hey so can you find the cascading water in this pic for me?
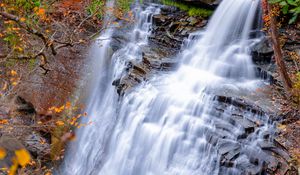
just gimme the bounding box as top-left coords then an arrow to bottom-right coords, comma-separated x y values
60,2 -> 162,175
62,0 -> 280,174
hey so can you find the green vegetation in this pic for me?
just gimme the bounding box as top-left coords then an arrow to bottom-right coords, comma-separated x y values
161,0 -> 213,17
269,0 -> 300,23
86,0 -> 104,19
117,0 -> 134,12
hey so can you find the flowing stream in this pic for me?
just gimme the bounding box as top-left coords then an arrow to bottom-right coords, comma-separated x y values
61,0 -> 280,174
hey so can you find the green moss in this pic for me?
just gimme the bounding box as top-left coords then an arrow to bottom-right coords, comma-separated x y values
28,58 -> 36,71
86,0 -> 104,19
161,0 -> 213,18
117,0 -> 134,12
188,7 -> 213,17
4,59 -> 17,67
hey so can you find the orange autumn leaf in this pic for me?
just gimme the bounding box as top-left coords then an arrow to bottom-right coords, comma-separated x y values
0,119 -> 8,125
56,120 -> 65,126
10,70 -> 17,76
37,8 -> 45,15
65,101 -> 71,109
15,149 -> 31,167
19,17 -> 26,22
0,148 -> 6,159
49,105 -> 65,113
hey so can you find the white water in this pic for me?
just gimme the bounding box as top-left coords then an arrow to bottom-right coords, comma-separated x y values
61,0 -> 274,174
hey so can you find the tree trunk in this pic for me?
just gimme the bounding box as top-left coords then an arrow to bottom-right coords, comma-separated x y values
263,0 -> 293,91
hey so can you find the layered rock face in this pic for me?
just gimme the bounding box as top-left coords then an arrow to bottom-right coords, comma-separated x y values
113,5 -> 207,96
110,4 -> 298,175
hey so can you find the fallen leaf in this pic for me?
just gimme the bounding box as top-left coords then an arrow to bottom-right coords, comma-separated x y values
56,120 -> 64,126
0,148 -> 6,159
15,149 -> 31,167
19,17 -> 26,22
10,70 -> 17,76
277,124 -> 286,130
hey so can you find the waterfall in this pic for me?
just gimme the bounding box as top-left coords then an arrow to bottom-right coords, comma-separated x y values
61,0 -> 277,174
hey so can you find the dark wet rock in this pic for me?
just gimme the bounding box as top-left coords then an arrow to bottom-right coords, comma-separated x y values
231,115 -> 256,134
206,134 -> 218,146
255,66 -> 275,84
143,56 -> 179,71
218,140 -> 240,156
213,96 -> 267,116
250,35 -> 280,85
110,23 -> 132,51
202,95 -> 297,175
113,50 -> 180,96
251,37 -> 274,64
150,7 -> 206,50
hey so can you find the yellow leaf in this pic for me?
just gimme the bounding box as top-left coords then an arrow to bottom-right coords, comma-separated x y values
0,167 -> 7,171
11,82 -> 18,86
16,47 -> 23,52
10,70 -> 17,76
8,159 -> 18,175
54,105 -> 65,113
0,148 -> 6,159
15,149 -> 31,167
56,120 -> 64,126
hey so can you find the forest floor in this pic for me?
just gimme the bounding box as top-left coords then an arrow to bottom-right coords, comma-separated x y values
0,0 -> 99,174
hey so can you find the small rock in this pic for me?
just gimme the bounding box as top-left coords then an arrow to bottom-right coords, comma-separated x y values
24,132 -> 50,158
187,16 -> 198,26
